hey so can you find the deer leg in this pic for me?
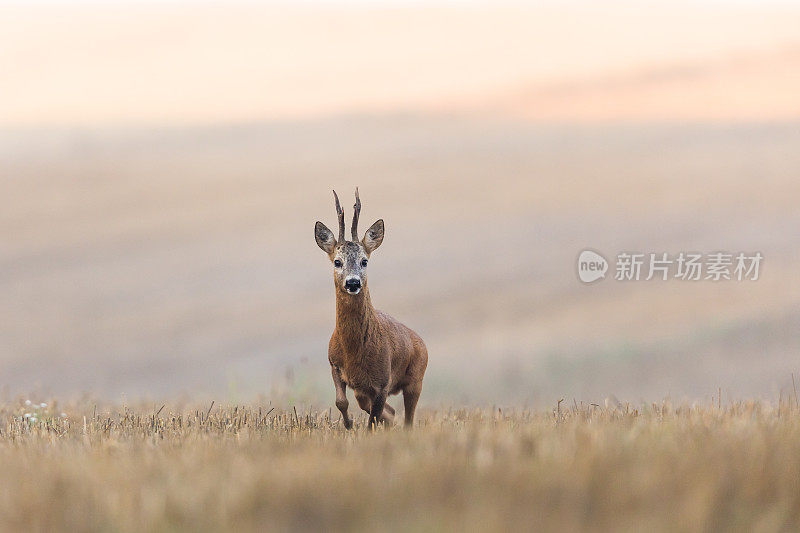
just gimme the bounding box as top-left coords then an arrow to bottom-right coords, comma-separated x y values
331,366 -> 352,430
356,390 -> 395,426
354,390 -> 372,414
403,385 -> 421,428
369,389 -> 388,430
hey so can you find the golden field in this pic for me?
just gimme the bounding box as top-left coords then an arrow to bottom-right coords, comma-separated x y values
2,397 -> 800,532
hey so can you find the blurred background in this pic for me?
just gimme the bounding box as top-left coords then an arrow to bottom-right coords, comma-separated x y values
1,1 -> 798,406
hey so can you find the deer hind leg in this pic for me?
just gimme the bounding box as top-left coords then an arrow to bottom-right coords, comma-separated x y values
402,385 -> 422,428
354,390 -> 371,414
355,390 -> 395,427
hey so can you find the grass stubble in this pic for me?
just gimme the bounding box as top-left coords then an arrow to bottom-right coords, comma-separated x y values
1,397 -> 799,532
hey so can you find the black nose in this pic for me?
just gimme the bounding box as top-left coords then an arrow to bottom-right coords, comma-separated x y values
345,278 -> 361,291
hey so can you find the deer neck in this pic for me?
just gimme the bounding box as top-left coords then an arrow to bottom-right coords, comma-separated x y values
335,285 -> 375,352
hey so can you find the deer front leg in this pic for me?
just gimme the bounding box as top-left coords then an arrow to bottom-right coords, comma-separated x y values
368,388 -> 388,430
331,366 -> 352,429
355,390 -> 395,425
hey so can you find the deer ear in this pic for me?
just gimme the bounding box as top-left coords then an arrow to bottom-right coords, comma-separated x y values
362,219 -> 384,254
315,221 -> 336,254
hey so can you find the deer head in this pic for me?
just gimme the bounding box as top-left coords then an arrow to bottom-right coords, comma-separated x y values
315,188 -> 384,295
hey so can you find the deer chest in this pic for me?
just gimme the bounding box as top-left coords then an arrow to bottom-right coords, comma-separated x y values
338,362 -> 372,391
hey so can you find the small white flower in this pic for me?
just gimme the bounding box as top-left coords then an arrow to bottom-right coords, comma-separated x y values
29,417 -> 37,423
25,400 -> 31,406
61,413 -> 68,418
24,413 -> 31,418
40,403 -> 47,408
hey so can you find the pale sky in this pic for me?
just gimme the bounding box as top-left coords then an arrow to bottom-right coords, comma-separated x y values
2,1 -> 799,126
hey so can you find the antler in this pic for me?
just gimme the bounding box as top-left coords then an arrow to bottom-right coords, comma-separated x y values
332,190 -> 345,243
351,187 -> 361,241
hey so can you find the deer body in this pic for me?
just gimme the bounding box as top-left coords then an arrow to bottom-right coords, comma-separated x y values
315,190 -> 427,429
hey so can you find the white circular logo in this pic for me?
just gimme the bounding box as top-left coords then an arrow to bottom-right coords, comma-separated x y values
577,249 -> 608,283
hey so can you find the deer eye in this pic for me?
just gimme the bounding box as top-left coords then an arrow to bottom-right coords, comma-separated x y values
361,259 -> 368,267
334,259 -> 342,268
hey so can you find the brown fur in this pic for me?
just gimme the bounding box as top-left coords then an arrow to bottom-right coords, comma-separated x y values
316,190 -> 428,429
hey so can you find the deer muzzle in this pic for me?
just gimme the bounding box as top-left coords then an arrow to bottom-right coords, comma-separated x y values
344,277 -> 362,294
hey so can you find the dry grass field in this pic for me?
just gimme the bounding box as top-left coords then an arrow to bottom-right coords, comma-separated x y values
2,397 -> 799,532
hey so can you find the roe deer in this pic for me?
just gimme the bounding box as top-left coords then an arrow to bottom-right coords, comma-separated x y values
315,189 -> 428,429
